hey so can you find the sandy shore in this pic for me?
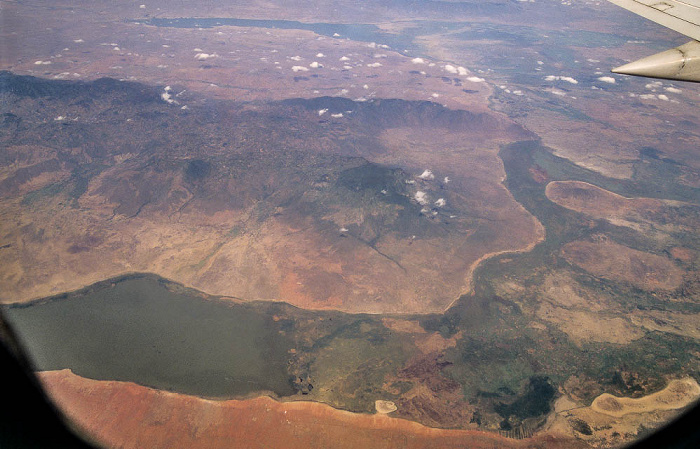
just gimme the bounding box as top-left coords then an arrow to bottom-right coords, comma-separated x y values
39,369 -> 588,449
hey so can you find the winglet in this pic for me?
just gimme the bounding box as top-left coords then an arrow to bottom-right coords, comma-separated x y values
613,40 -> 700,82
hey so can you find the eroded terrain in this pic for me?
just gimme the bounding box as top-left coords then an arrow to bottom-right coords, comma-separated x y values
0,72 -> 540,313
2,0 -> 700,448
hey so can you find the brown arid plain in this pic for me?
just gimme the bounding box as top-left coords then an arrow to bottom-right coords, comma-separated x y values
0,81 -> 541,313
0,0 -> 544,314
39,369 -> 590,449
2,1 -> 700,448
547,181 -> 700,237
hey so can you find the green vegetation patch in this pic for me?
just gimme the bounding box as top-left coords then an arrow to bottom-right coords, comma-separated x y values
21,182 -> 66,206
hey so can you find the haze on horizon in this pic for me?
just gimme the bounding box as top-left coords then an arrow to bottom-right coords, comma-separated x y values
0,1 -> 699,448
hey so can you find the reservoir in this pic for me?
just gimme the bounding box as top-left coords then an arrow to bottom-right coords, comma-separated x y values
5,275 -> 296,398
135,17 -> 413,50
134,17 -> 631,58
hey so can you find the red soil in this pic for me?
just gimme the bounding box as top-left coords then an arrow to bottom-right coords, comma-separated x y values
39,370 -> 589,449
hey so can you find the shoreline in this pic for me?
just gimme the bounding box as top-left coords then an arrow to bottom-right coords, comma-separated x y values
38,369 -> 586,449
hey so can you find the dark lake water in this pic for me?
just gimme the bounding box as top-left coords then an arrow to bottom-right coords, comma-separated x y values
136,17 -> 415,50
135,17 -> 631,56
5,276 -> 296,398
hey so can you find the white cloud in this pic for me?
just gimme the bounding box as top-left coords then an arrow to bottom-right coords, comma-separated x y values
639,94 -> 656,99
292,66 -> 309,72
467,76 -> 485,83
597,76 -> 616,84
537,60 -> 544,65
415,191 -> 429,205
343,65 -> 353,70
161,91 -> 176,104
443,177 -> 450,184
333,33 -> 341,37
193,48 -> 203,52
54,115 -> 65,121
550,89 -> 566,96
457,66 -> 468,76
290,55 -> 302,61
73,39 -> 84,43
318,109 -> 328,116
363,84 -> 369,89
658,94 -> 669,101
331,113 -> 344,118
194,53 -> 218,60
34,60 -> 51,65
366,62 -> 382,68
444,64 -> 458,74
665,86 -> 682,93
316,53 -> 325,58
310,61 -> 323,68
418,169 -> 435,180
545,75 -> 578,84
431,93 -> 440,98
411,57 -> 425,64
374,54 -> 387,58
434,198 -> 446,207
140,4 -> 146,9
339,56 -> 351,61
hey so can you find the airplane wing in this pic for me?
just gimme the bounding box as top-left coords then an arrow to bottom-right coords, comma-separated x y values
607,0 -> 700,82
